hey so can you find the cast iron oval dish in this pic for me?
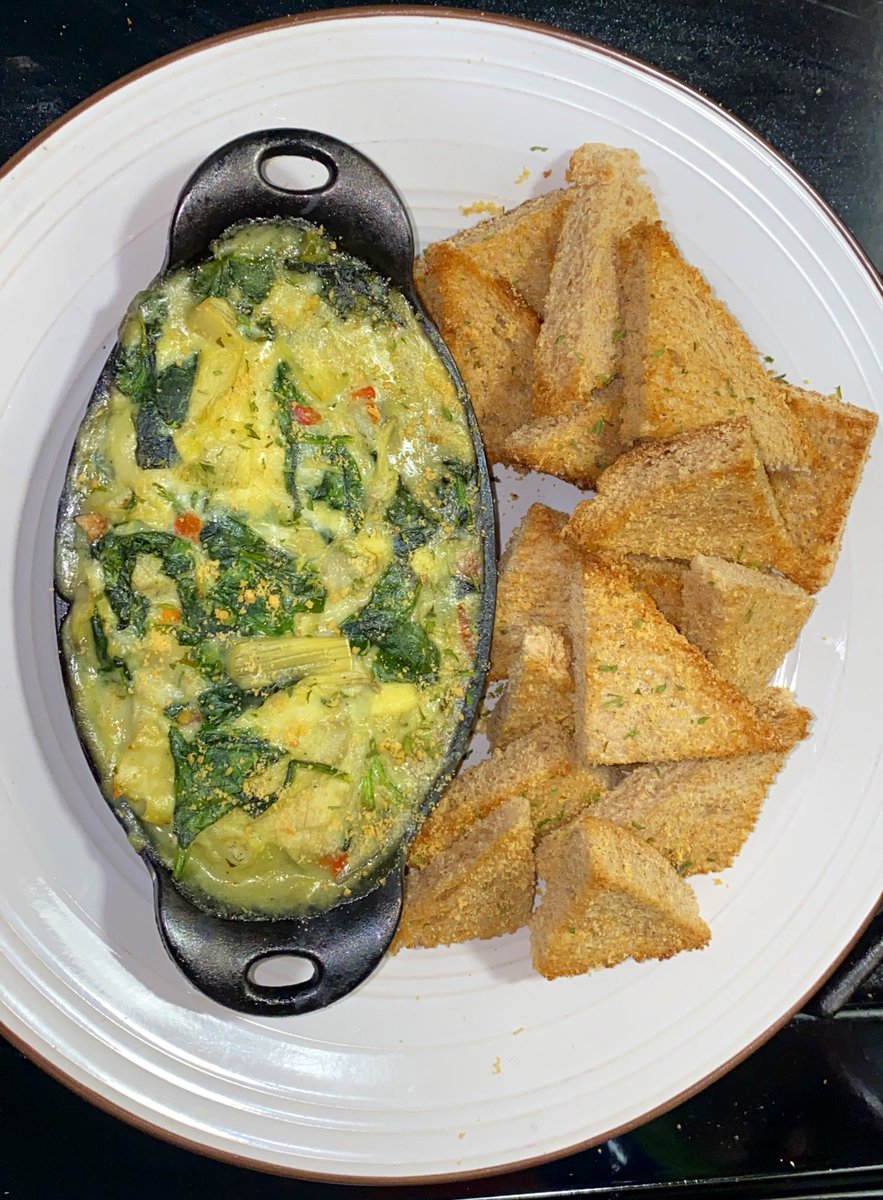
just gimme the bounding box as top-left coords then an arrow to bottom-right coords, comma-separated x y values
54,131 -> 496,1016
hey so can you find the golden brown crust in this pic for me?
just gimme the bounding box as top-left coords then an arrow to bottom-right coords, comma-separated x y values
409,725 -> 573,865
394,796 -> 535,951
501,379 -> 624,485
490,503 -> 578,680
440,188 -> 572,317
769,385 -> 878,592
616,222 -> 815,470
568,556 -> 782,765
530,815 -> 710,977
415,242 -> 539,463
563,420 -> 801,581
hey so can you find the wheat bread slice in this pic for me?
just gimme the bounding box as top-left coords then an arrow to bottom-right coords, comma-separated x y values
680,555 -> 815,695
501,378 -> 624,485
393,796 -> 534,951
531,815 -> 710,977
409,725 -> 574,865
594,688 -> 811,875
569,556 -> 782,765
414,242 -> 539,462
485,625 -> 574,751
491,503 -> 579,680
616,222 -> 815,470
533,153 -> 658,417
410,725 -> 617,865
768,385 -> 878,592
601,553 -> 689,630
433,188 -> 572,317
563,419 -> 800,580
530,758 -> 620,843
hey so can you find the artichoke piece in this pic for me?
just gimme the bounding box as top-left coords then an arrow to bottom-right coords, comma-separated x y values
226,634 -> 352,691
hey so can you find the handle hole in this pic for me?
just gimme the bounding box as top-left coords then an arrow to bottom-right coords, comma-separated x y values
261,154 -> 332,194
248,953 -> 317,990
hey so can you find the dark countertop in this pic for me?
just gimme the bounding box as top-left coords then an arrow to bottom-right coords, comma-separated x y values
3,2 -> 883,1197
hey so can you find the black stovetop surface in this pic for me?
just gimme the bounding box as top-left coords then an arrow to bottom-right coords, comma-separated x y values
3,1 -> 883,1196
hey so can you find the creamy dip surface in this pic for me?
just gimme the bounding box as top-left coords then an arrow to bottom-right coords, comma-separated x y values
56,219 -> 484,917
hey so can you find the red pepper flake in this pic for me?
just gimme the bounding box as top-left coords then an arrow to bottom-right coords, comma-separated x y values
352,384 -> 380,422
292,403 -> 322,425
319,851 -> 349,876
457,604 -> 475,656
174,512 -> 202,540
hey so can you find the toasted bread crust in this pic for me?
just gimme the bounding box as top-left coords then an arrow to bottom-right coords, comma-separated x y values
768,385 -> 878,591
563,419 -> 800,581
409,725 -> 573,865
415,242 -> 538,463
616,222 -> 815,470
501,379 -> 624,485
440,188 -> 572,317
485,625 -> 574,751
569,556 -> 782,765
394,796 -> 535,950
533,155 -> 658,417
593,688 -> 811,874
531,815 -> 710,977
491,503 -> 579,680
680,555 -> 815,695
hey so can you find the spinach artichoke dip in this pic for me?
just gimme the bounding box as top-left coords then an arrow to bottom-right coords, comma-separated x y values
56,219 -> 484,918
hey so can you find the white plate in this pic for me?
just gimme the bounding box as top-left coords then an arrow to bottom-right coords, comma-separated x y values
1,8 -> 882,1183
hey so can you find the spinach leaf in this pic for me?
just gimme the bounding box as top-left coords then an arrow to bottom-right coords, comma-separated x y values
135,406 -> 178,470
93,530 -> 195,635
114,292 -> 167,405
436,459 -> 475,530
90,612 -> 130,683
199,512 -> 326,637
93,517 -> 324,644
134,353 -> 199,469
169,727 -> 286,850
385,480 -> 437,556
191,255 -> 276,305
286,256 -> 398,325
272,360 -> 307,509
341,561 -> 439,682
304,435 -> 364,529
165,678 -> 266,731
272,364 -> 364,527
114,295 -> 197,469
154,353 -> 199,427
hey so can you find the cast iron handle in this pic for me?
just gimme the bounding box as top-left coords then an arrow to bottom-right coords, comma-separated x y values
150,861 -> 404,1016
166,128 -> 415,288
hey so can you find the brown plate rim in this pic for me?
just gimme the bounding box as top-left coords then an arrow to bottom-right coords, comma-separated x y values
2,3 -> 882,1186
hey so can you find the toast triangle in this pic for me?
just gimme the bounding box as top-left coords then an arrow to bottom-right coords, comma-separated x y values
569,556 -> 782,765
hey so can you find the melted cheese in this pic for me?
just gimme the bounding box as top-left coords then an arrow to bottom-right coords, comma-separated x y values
57,218 -> 484,917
